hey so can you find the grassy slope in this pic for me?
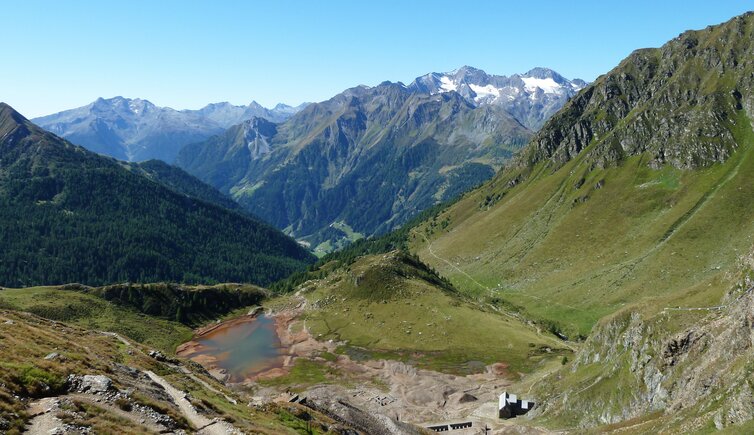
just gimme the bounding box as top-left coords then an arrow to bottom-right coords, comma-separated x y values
0,309 -> 335,435
296,251 -> 570,376
0,287 -> 193,353
398,16 -> 754,431
410,110 -> 754,338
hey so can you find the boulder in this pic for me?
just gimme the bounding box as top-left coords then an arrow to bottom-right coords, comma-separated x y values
81,375 -> 113,393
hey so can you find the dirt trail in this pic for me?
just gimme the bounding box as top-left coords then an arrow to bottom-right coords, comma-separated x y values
26,393 -> 167,434
26,397 -> 63,434
145,370 -> 238,435
95,331 -> 240,433
662,284 -> 754,313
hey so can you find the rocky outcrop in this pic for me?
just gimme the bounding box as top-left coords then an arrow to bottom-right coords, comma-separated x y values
534,281 -> 754,431
518,12 -> 754,171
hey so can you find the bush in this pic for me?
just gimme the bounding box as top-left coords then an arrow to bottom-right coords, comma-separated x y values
12,365 -> 66,397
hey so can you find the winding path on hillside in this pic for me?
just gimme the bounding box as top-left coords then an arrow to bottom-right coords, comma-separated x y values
99,331 -> 239,434
421,233 -> 577,352
145,370 -> 239,435
662,284 -> 754,313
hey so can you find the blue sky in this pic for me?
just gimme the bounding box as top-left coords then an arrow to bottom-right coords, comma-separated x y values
2,0 -> 752,117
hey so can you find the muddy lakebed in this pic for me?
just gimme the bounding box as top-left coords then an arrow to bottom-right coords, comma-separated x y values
176,302 -> 521,428
177,313 -> 289,382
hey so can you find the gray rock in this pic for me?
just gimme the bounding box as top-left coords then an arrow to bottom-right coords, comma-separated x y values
44,352 -> 61,361
81,375 -> 113,393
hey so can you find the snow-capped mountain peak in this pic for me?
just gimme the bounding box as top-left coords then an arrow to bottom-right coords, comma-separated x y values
407,66 -> 586,130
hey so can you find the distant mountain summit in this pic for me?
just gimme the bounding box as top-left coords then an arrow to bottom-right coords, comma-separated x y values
408,66 -> 586,129
177,78 -> 537,252
32,97 -> 307,162
175,66 -> 583,252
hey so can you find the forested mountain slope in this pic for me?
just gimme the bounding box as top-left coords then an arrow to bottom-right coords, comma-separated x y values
0,103 -> 314,287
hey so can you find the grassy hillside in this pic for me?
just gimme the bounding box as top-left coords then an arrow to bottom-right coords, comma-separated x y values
0,286 -> 194,352
294,251 -> 570,375
410,13 -> 754,338
412,112 -> 754,337
0,283 -> 272,351
405,12 -> 754,431
0,308 -> 344,434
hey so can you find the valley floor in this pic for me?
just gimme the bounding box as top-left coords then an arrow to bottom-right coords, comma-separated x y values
180,291 -> 569,434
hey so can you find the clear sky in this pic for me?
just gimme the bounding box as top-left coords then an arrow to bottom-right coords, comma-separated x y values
2,0 -> 753,118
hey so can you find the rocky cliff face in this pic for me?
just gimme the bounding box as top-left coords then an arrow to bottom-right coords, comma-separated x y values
533,248 -> 754,431
520,12 -> 754,171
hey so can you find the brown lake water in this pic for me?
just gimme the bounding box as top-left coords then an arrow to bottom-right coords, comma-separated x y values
179,314 -> 286,382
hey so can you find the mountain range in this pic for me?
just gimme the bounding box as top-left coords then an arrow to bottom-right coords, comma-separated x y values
3,8 -> 754,434
409,65 -> 586,129
175,67 -> 584,252
32,97 -> 307,162
30,67 -> 584,253
176,82 -> 532,253
0,102 -> 314,286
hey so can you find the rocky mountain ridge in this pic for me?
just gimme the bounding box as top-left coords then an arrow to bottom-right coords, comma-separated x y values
409,66 -> 586,130
517,12 -> 754,171
32,97 -> 307,162
176,81 -> 534,252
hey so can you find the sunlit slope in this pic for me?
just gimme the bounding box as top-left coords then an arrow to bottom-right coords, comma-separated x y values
412,111 -> 754,337
297,251 -> 570,375
410,13 -> 754,337
414,116 -> 754,333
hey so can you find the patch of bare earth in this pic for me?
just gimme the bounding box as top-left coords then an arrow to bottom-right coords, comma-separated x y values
180,300 -> 555,433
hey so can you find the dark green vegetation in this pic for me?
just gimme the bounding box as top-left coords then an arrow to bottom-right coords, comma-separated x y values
79,282 -> 266,326
125,159 -> 243,211
408,12 -> 754,431
0,103 -> 314,287
176,85 -> 532,251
